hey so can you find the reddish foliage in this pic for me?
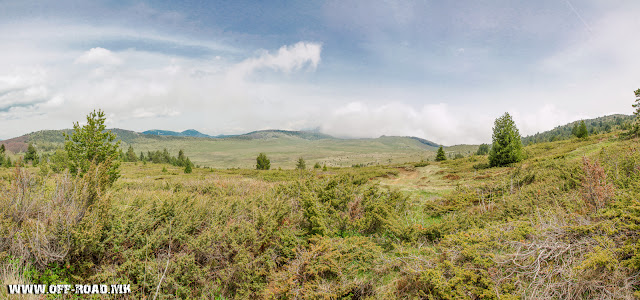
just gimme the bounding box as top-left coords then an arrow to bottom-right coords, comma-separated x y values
581,157 -> 614,212
443,174 -> 461,180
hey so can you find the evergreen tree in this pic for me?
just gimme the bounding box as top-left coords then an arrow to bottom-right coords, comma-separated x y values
571,122 -> 579,137
139,152 -> 145,161
184,158 -> 193,173
126,145 -> 138,162
576,120 -> 588,139
24,143 -> 38,165
296,157 -> 306,170
162,148 -> 171,163
177,149 -> 186,167
256,153 -> 271,170
322,164 -> 327,171
475,144 -> 490,155
50,149 -> 69,173
64,109 -> 121,184
314,162 -> 321,169
4,156 -> 12,168
632,88 -> 640,136
489,112 -> 524,167
0,144 -> 5,154
435,146 -> 446,162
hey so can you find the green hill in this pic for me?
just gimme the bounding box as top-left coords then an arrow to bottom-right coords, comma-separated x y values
522,114 -> 634,145
1,129 -> 441,168
3,127 -> 640,298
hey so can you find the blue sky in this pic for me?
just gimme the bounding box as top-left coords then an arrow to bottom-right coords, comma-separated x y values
1,0 -> 639,144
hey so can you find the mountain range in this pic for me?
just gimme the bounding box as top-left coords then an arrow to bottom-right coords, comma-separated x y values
0,114 -> 634,168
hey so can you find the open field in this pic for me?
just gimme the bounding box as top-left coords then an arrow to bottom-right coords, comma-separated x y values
0,129 -> 482,169
2,130 -> 640,298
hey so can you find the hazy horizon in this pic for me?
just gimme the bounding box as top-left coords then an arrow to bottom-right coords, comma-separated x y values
1,1 -> 639,144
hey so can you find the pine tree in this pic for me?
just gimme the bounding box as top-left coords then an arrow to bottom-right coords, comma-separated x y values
634,89 -> 640,116
631,88 -> 640,136
256,153 -> 271,170
475,144 -> 490,155
322,164 -> 328,171
184,158 -> 193,173
64,109 -> 121,184
435,146 -> 446,162
177,149 -> 186,167
314,162 -> 321,169
126,145 -> 138,162
296,157 -> 306,170
24,143 -> 38,165
489,112 -> 524,167
0,144 -> 5,154
576,120 -> 588,139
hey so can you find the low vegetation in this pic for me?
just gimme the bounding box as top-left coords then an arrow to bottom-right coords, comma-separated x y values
1,100 -> 640,298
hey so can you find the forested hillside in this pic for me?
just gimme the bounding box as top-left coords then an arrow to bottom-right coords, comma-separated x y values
522,114 -> 634,145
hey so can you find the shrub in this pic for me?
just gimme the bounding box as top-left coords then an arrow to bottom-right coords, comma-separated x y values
256,153 -> 270,170
581,157 -> 614,212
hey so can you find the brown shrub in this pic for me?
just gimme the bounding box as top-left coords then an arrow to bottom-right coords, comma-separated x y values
581,157 -> 614,213
443,174 -> 460,180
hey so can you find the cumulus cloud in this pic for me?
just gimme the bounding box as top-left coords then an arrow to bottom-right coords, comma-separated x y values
75,47 -> 122,65
1,2 -> 638,144
132,107 -> 181,119
321,102 -> 492,145
228,42 -> 322,80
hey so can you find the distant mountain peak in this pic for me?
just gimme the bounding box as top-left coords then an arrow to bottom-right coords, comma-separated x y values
142,129 -> 212,138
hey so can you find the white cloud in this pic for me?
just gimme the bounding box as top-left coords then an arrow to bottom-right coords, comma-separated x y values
228,42 -> 322,80
321,101 -> 490,145
75,47 -> 122,66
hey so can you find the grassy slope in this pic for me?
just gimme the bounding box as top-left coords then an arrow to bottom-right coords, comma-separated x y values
3,129 -> 441,168
2,130 -> 640,298
130,134 -> 438,168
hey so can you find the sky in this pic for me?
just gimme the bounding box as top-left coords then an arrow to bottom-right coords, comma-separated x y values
1,0 -> 639,145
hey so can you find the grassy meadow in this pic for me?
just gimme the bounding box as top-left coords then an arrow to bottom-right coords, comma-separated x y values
2,130 -> 640,299
1,129 -> 482,169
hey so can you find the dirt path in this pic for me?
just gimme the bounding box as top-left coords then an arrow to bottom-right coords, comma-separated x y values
378,164 -> 456,199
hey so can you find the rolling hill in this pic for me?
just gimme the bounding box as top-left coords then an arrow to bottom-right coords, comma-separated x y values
0,129 -> 443,168
522,114 -> 634,145
2,113 -> 634,168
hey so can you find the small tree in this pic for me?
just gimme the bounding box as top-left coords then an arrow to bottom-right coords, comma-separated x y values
184,158 -> 193,173
489,112 -> 524,167
126,145 -> 138,162
256,153 -> 271,170
0,144 -> 5,154
576,120 -> 588,139
296,157 -> 306,170
177,149 -> 186,167
322,164 -> 327,171
634,88 -> 640,116
64,109 -> 120,185
435,146 -> 446,161
314,162 -> 321,169
24,143 -> 38,165
476,144 -> 490,155
631,88 -> 640,136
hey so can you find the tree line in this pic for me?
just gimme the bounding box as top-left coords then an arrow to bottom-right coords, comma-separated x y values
0,111 -> 194,175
